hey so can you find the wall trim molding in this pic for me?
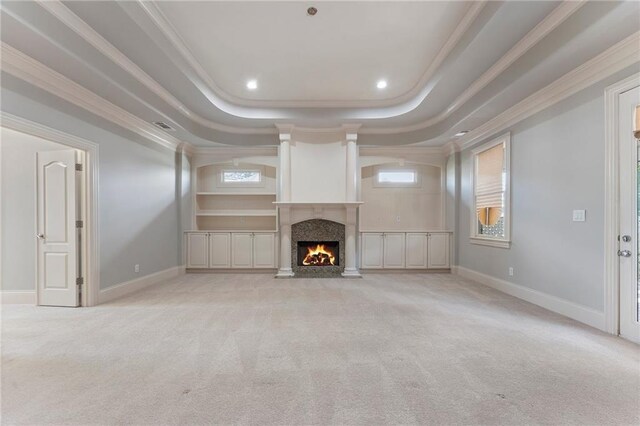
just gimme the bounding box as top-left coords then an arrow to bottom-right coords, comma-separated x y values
99,265 -> 185,304
0,291 -> 37,305
453,265 -> 606,331
603,73 -> 640,335
457,31 -> 640,150
0,42 -> 187,153
1,112 -> 101,307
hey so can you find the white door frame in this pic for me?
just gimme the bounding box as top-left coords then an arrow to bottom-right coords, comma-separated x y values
604,73 -> 640,334
1,112 -> 100,307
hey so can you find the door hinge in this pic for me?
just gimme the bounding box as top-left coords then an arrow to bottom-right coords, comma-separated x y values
75,163 -> 83,171
76,277 -> 84,286
76,220 -> 83,228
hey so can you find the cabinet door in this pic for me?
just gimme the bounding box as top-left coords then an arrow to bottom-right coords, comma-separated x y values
383,233 -> 405,268
405,233 -> 428,269
428,233 -> 450,268
361,233 -> 384,269
231,233 -> 253,268
209,233 -> 231,268
187,233 -> 209,269
253,233 -> 275,268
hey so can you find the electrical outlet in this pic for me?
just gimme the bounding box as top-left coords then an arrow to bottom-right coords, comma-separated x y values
572,209 -> 586,222
134,264 -> 140,273
396,216 -> 401,223
508,267 -> 514,276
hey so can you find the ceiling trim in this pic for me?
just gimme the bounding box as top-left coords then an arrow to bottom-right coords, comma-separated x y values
360,0 -> 586,135
35,0 -> 584,135
35,0 -> 276,136
138,1 -> 486,109
0,42 -> 186,152
457,31 -> 640,150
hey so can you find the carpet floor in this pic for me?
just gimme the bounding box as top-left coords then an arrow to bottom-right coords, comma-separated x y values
1,273 -> 639,425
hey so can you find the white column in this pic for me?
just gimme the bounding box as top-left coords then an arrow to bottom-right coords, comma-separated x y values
279,133 -> 291,202
346,135 -> 357,201
342,206 -> 362,278
276,128 -> 294,278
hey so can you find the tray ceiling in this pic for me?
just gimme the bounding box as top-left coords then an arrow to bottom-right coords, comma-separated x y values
1,0 -> 639,147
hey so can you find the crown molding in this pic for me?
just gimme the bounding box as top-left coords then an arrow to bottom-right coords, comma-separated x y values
458,31 -> 640,150
137,1 -> 486,109
192,146 -> 278,157
0,42 -> 183,152
35,0 -> 276,136
35,0 -> 585,137
360,0 -> 586,135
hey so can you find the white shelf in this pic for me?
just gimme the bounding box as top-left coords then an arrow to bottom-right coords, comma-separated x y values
196,210 -> 277,217
196,192 -> 276,196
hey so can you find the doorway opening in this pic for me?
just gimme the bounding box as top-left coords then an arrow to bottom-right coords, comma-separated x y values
1,114 -> 99,307
604,75 -> 640,343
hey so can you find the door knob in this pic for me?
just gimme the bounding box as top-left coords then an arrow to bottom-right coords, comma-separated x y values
36,233 -> 44,240
621,235 -> 632,242
618,250 -> 632,258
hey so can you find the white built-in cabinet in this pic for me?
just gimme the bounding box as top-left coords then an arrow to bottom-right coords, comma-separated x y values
426,232 -> 450,268
361,232 -> 405,269
187,231 -> 275,269
361,232 -> 450,269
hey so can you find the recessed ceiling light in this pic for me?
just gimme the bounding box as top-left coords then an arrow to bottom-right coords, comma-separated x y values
246,79 -> 258,90
376,80 -> 388,89
307,6 -> 317,16
455,131 -> 469,137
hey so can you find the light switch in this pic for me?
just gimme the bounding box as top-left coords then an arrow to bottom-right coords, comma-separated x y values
572,209 -> 586,222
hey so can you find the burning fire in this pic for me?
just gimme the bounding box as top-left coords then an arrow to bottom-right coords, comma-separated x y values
303,244 -> 336,266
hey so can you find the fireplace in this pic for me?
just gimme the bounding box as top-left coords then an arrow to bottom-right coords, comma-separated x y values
291,219 -> 345,277
297,241 -> 339,266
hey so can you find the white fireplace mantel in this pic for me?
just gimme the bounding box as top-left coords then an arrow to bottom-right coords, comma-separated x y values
275,126 -> 362,278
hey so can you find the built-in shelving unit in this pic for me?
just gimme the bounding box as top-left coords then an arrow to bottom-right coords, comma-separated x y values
193,163 -> 278,231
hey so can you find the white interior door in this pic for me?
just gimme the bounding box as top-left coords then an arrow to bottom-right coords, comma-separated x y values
37,150 -> 79,307
619,86 -> 640,343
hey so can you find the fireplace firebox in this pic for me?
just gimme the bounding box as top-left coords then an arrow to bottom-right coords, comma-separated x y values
297,241 -> 339,266
291,219 -> 345,277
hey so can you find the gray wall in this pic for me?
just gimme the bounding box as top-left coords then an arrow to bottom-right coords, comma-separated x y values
454,72 -> 635,312
1,87 -> 182,291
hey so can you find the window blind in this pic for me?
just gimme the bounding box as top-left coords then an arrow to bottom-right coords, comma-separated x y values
475,143 -> 504,209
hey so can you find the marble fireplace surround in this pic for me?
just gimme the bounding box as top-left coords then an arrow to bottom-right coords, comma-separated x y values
292,219 -> 345,277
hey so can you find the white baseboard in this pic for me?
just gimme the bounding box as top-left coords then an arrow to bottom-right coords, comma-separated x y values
99,265 -> 185,304
0,290 -> 36,304
453,265 -> 606,331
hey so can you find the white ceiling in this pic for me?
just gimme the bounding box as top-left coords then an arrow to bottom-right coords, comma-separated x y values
0,1 -> 639,147
155,1 -> 472,105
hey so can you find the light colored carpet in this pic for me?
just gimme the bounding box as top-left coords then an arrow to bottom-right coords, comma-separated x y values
1,273 -> 639,425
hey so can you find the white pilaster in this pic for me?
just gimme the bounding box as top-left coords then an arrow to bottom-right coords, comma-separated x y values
346,133 -> 357,201
279,131 -> 292,202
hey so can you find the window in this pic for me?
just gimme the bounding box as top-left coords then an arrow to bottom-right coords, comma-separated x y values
375,169 -> 419,187
222,170 -> 261,183
471,133 -> 510,248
